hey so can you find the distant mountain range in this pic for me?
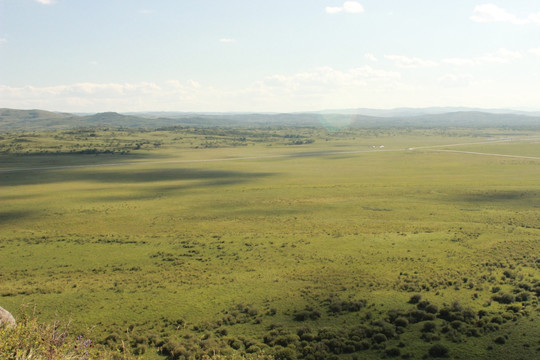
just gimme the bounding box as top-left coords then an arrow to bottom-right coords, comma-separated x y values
1,107 -> 539,132
315,107 -> 540,118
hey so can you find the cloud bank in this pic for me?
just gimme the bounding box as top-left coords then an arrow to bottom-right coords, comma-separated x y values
326,1 -> 364,14
0,66 -> 401,112
471,4 -> 540,24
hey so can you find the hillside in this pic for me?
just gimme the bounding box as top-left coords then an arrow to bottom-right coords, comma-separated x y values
1,108 -> 540,132
0,108 -> 80,131
349,111 -> 540,128
0,109 -> 173,132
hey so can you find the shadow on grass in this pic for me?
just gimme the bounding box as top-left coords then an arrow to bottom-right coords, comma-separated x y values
452,190 -> 538,204
80,168 -> 273,184
1,167 -> 275,188
91,176 -> 276,202
0,152 -> 169,169
0,210 -> 36,224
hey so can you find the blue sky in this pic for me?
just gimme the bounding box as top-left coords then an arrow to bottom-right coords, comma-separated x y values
1,0 -> 540,112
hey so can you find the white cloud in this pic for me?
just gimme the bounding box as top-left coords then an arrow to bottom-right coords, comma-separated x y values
326,1 -> 364,14
442,58 -> 476,66
0,67 -> 402,112
442,48 -> 522,66
247,66 -> 401,111
0,38 -> 7,45
325,6 -> 343,14
0,81 -> 207,112
385,49 -> 522,71
219,38 -> 236,43
364,53 -> 377,62
477,48 -> 522,63
438,74 -> 474,87
528,47 -> 540,56
528,13 -> 540,23
471,4 -> 540,24
138,9 -> 155,14
262,66 -> 399,89
384,55 -> 438,68
343,1 -> 364,13
35,0 -> 56,5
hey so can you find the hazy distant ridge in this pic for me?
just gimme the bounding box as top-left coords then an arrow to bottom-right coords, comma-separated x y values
1,108 -> 539,132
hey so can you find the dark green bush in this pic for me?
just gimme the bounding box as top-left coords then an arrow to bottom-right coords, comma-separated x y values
515,292 -> 530,302
492,293 -> 515,304
408,309 -> 427,323
408,294 -> 422,304
503,270 -> 515,279
450,320 -> 463,329
328,299 -> 366,313
417,300 -> 431,310
385,347 -> 401,357
422,321 -> 437,332
428,343 -> 449,357
394,317 -> 409,328
372,333 -> 387,343
274,346 -> 297,360
293,308 -> 321,321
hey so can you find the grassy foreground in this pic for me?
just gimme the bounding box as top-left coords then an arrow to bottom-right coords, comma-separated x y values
0,310 -> 130,359
1,126 -> 539,359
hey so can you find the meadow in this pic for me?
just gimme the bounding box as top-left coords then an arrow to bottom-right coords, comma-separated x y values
1,126 -> 539,359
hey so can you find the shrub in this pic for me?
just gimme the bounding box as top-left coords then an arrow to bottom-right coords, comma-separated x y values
0,313 -> 128,360
408,309 -> 427,323
461,307 -> 477,321
134,343 -> 147,355
328,299 -> 366,313
246,344 -> 261,353
385,347 -> 401,357
503,270 -> 515,279
450,320 -> 463,329
422,322 -> 437,333
417,300 -> 430,310
515,292 -> 530,302
274,346 -> 297,360
394,317 -> 409,328
293,307 -> 321,321
421,333 -> 441,342
408,294 -> 422,304
371,320 -> 396,339
372,333 -> 387,344
517,282 -> 532,291
428,343 -> 449,357
492,293 -> 515,304
215,328 -> 228,336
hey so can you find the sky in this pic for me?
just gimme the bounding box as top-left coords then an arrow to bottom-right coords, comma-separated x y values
1,0 -> 540,113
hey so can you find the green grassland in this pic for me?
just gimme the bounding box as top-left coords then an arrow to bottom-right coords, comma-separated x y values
1,126 -> 539,359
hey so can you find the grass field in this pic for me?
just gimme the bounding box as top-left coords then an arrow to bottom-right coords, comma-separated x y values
1,127 -> 539,359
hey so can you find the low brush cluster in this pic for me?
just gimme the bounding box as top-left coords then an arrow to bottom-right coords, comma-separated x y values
0,312 -> 133,360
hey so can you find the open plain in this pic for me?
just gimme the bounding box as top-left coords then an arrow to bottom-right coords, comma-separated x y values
1,125 -> 539,359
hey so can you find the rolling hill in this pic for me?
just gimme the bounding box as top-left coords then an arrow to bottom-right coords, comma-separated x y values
1,108 -> 539,132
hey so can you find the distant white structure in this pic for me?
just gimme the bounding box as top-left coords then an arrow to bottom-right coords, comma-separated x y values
379,145 -> 384,148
